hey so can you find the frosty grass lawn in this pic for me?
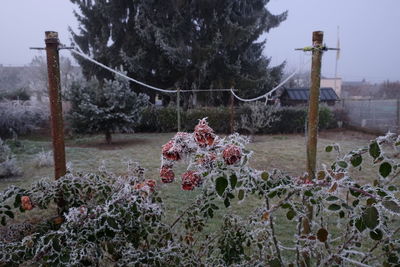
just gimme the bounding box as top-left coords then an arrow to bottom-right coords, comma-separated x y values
0,130 -> 383,245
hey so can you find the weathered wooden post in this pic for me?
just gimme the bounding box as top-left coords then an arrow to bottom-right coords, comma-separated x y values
230,89 -> 235,134
306,31 -> 324,180
177,87 -> 181,132
45,31 -> 66,180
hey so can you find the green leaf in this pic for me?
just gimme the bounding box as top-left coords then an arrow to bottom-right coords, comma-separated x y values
229,174 -> 237,189
107,217 -> 119,230
224,197 -> 230,208
369,141 -> 381,159
317,228 -> 328,242
350,154 -> 362,167
304,190 -> 313,197
326,196 -> 339,201
261,172 -> 269,181
281,203 -> 291,209
370,229 -> 383,240
363,206 -> 379,229
328,204 -> 341,211
286,210 -> 296,220
4,211 -> 14,219
269,258 -> 282,267
337,161 -> 348,169
355,218 -> 366,232
238,190 -> 245,201
382,200 -> 400,214
215,177 -> 228,197
325,145 -> 333,152
379,162 -> 392,178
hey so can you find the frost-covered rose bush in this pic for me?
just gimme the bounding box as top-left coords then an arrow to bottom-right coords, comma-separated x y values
0,118 -> 400,266
158,118 -> 400,266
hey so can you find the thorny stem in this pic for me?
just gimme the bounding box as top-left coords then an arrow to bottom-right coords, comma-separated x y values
361,225 -> 400,263
266,198 -> 283,264
170,204 -> 194,229
325,234 -> 356,265
296,217 -> 302,267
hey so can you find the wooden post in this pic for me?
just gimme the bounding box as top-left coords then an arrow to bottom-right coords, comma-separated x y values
45,31 -> 66,180
230,90 -> 235,134
306,31 -> 324,180
177,87 -> 181,132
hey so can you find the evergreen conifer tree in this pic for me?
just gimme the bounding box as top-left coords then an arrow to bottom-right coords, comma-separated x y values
70,0 -> 286,106
67,74 -> 149,144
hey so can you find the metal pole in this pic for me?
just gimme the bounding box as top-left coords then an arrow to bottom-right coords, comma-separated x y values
177,87 -> 181,132
306,31 -> 324,180
45,31 -> 66,180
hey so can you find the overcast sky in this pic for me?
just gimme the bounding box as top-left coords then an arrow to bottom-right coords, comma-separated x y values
0,0 -> 399,82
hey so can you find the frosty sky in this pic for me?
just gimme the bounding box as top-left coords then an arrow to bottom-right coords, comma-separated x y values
0,0 -> 399,82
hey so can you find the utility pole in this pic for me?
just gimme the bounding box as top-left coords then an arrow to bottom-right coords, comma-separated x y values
45,31 -> 66,180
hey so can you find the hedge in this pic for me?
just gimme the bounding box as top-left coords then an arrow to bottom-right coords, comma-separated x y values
136,105 -> 336,134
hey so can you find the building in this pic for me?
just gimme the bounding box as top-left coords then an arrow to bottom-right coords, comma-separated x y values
280,87 -> 339,106
320,78 -> 342,98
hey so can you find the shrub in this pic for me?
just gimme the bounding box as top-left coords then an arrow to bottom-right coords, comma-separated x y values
0,100 -> 49,139
0,120 -> 400,266
33,149 -> 53,168
137,105 -> 336,134
0,138 -> 21,178
235,102 -> 281,134
0,88 -> 31,101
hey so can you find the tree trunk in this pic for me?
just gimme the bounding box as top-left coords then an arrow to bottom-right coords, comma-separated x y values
105,130 -> 112,144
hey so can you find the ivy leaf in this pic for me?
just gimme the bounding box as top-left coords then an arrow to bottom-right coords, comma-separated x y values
369,141 -> 381,159
382,200 -> 400,214
325,145 -> 333,152
370,229 -> 383,240
363,206 -> 379,229
328,204 -> 341,211
317,228 -> 328,242
379,162 -> 392,178
350,154 -> 362,167
261,172 -> 269,181
229,174 -> 238,189
215,177 -> 228,196
238,190 -> 245,201
337,161 -> 348,169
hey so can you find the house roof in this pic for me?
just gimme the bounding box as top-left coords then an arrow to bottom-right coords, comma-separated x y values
283,87 -> 339,101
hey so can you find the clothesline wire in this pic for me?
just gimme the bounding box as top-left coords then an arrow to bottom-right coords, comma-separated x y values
68,41 -> 308,101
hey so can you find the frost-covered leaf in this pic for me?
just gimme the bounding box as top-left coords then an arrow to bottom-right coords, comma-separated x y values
382,200 -> 400,214
328,204 -> 341,211
216,177 -> 228,196
370,229 -> 383,240
317,228 -> 328,242
369,141 -> 381,159
261,171 -> 269,181
238,190 -> 245,201
350,154 -> 362,167
379,162 -> 392,177
363,206 -> 379,229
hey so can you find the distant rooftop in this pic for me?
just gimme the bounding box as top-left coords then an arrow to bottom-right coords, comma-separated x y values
283,87 -> 339,101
